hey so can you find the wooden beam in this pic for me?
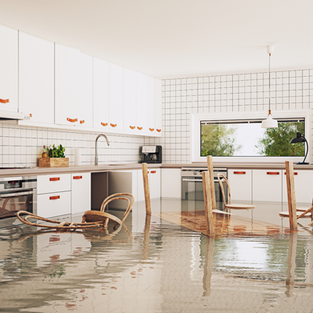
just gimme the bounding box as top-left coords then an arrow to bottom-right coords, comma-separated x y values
142,163 -> 151,215
202,171 -> 214,235
285,161 -> 298,231
206,156 -> 216,211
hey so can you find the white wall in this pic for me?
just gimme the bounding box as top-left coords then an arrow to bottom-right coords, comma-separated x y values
146,69 -> 313,164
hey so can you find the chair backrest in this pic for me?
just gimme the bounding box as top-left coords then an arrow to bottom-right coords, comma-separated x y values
217,173 -> 231,206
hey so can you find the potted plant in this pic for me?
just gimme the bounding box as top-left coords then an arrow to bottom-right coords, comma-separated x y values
39,144 -> 69,167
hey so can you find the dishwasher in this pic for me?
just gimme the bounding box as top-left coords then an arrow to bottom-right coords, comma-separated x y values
181,167 -> 228,202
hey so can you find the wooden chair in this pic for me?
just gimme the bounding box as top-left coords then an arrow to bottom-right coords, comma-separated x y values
217,173 -> 255,212
82,193 -> 134,230
279,161 -> 313,228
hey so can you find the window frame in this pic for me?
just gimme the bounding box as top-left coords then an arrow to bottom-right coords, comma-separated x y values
191,110 -> 310,164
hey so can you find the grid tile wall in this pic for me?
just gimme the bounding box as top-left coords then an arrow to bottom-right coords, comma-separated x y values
0,122 -> 145,167
146,69 -> 313,164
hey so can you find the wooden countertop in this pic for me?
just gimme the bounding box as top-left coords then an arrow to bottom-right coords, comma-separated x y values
0,162 -> 312,178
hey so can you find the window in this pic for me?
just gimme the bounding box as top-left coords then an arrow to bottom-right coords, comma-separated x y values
191,111 -> 310,163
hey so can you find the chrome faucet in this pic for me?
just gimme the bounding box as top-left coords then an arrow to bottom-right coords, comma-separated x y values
95,134 -> 110,165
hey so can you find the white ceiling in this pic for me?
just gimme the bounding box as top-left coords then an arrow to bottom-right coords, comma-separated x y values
0,0 -> 313,79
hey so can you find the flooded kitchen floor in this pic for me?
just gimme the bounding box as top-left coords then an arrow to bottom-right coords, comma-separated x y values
1,199 -> 313,312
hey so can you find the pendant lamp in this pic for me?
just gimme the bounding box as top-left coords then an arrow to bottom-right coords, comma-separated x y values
261,46 -> 278,128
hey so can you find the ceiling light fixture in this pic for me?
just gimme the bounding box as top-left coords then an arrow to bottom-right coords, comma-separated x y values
261,45 -> 278,128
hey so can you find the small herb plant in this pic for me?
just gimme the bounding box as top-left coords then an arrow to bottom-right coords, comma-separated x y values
47,144 -> 66,158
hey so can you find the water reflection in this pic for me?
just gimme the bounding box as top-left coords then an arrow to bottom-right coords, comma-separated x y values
1,201 -> 313,312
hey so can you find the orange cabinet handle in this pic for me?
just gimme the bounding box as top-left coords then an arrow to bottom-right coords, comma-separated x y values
101,122 -> 108,127
67,117 -> 78,123
156,129 -> 161,132
29,113 -> 33,117
50,177 -> 60,181
234,171 -> 246,175
149,128 -> 154,132
0,98 -> 9,103
266,172 -> 280,175
80,120 -> 85,124
110,123 -> 117,128
284,172 -> 298,175
151,170 -> 156,174
49,195 -> 60,200
137,126 -> 143,130
73,176 -> 82,180
129,125 -> 135,130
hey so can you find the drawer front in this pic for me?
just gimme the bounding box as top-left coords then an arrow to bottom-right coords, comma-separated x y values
37,191 -> 71,218
37,174 -> 71,194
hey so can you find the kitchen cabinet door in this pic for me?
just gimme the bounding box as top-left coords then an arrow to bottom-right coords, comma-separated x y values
55,44 -> 81,126
19,32 -> 54,125
0,24 -> 18,112
161,169 -> 181,198
252,169 -> 282,203
147,76 -> 156,136
136,72 -> 148,135
78,53 -> 93,128
93,57 -> 109,131
123,68 -> 137,134
109,63 -> 124,132
155,78 -> 162,136
282,170 -> 313,205
149,168 -> 161,199
228,169 -> 252,202
71,173 -> 91,214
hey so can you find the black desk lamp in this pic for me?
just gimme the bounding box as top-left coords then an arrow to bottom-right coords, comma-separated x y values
290,132 -> 309,164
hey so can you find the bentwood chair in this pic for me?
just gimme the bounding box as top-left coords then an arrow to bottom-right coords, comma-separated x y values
217,173 -> 255,213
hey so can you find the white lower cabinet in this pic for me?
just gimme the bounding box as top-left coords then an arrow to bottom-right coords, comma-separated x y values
71,173 -> 91,214
282,170 -> 313,204
228,169 -> 252,202
161,169 -> 181,198
37,173 -> 91,218
148,169 -> 161,199
252,169 -> 282,203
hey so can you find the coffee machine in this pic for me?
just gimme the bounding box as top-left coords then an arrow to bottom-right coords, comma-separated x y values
140,146 -> 162,163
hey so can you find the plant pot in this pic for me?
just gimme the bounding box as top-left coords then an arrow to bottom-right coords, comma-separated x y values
39,157 -> 69,167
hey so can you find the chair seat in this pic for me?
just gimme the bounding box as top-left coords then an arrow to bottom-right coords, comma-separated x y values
279,211 -> 312,218
225,204 -> 255,210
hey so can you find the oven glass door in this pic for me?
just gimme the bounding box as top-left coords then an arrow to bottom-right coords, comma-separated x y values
181,176 -> 204,200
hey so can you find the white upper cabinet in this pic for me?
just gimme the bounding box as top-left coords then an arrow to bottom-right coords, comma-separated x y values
19,32 -> 54,125
136,72 -> 148,134
0,24 -> 18,112
109,63 -> 124,132
93,57 -> 109,130
155,79 -> 162,135
123,68 -> 137,134
147,76 -> 156,135
55,44 -> 93,128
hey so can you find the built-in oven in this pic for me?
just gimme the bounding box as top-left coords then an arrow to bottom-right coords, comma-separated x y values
0,175 -> 37,228
181,167 -> 228,203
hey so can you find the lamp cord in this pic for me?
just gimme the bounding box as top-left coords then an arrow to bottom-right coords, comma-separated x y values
269,52 -> 271,112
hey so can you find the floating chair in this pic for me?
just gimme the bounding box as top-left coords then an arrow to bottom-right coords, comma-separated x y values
217,173 -> 255,212
16,211 -> 104,230
82,193 -> 134,230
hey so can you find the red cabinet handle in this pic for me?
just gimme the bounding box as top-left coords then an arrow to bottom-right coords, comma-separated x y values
67,117 -> 78,123
137,126 -> 143,130
129,125 -> 135,130
284,172 -> 298,175
0,98 -> 9,103
267,172 -> 280,175
233,171 -> 246,175
49,195 -> 60,200
80,120 -> 85,124
110,123 -> 117,128
101,122 -> 108,127
149,128 -> 154,132
151,170 -> 156,174
29,113 -> 33,117
50,177 -> 60,181
73,176 -> 82,180
156,129 -> 161,132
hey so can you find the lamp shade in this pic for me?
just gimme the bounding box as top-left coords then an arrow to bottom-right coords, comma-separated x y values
290,132 -> 305,144
261,113 -> 278,128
